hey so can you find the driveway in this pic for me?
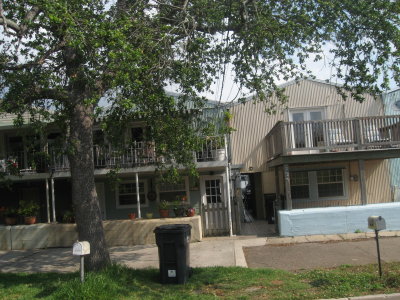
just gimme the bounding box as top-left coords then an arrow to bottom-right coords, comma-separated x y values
243,236 -> 400,270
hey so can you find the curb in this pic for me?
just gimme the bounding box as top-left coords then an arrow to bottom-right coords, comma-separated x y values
234,238 -> 267,267
319,293 -> 400,299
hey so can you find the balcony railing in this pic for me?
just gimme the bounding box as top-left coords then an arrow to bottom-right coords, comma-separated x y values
0,136 -> 226,175
266,115 -> 400,160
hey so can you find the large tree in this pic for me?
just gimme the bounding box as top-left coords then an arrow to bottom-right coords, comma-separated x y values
0,0 -> 398,270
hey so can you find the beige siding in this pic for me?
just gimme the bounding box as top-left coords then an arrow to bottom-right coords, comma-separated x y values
259,160 -> 391,210
0,113 -> 32,127
230,79 -> 384,172
365,160 -> 392,204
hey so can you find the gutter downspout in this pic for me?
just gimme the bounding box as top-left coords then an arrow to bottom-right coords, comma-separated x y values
225,134 -> 233,236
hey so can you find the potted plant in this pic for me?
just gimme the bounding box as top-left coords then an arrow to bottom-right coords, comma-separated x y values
158,200 -> 170,218
207,136 -> 226,161
6,159 -> 20,176
33,151 -> 50,173
128,212 -> 136,220
172,200 -> 186,217
18,200 -> 40,225
62,210 -> 75,223
186,207 -> 196,217
4,208 -> 18,225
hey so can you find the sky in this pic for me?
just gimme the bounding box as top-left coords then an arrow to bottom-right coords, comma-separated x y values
202,47 -> 399,104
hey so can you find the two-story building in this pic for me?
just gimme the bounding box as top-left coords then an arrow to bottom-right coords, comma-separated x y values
229,79 -> 400,236
0,100 -> 237,237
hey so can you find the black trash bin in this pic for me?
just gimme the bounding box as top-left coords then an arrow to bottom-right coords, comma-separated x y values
154,224 -> 191,284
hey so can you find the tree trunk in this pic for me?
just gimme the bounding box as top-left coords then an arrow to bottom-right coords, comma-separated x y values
68,102 -> 111,271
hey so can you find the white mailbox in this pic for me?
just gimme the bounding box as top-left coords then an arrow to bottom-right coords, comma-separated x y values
73,241 -> 90,256
368,216 -> 386,231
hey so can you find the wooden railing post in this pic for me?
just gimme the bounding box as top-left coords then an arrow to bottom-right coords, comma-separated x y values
283,164 -> 292,210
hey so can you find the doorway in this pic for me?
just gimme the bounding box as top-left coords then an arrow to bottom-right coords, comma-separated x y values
289,109 -> 325,149
200,175 -> 230,236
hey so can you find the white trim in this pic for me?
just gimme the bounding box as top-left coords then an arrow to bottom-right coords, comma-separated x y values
156,176 -> 190,203
288,108 -> 327,149
116,179 -> 148,209
200,175 -> 225,205
291,168 -> 349,202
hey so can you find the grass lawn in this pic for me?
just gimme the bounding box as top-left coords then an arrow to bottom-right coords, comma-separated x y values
1,263 -> 400,300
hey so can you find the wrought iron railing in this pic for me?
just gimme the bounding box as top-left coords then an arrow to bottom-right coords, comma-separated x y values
0,136 -> 226,174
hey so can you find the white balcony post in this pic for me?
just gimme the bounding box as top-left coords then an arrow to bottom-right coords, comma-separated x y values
51,175 -> 56,222
45,178 -> 51,223
135,172 -> 142,218
224,134 -> 233,236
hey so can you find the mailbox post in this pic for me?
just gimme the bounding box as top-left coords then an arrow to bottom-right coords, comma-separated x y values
73,241 -> 90,282
368,216 -> 386,277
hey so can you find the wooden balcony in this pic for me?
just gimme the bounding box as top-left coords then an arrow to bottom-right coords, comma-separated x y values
266,116 -> 400,165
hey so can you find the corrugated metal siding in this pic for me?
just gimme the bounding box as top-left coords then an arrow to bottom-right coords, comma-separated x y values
365,160 -> 392,203
383,89 -> 400,192
230,79 -> 385,172
261,160 -> 391,208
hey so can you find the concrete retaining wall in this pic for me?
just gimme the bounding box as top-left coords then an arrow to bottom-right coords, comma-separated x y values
279,203 -> 400,236
0,216 -> 202,250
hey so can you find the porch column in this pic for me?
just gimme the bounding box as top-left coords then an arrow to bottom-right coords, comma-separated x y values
45,178 -> 51,223
135,172 -> 142,218
359,159 -> 368,205
275,167 -> 280,202
51,176 -> 56,222
283,164 -> 292,210
224,134 -> 233,236
225,164 -> 233,237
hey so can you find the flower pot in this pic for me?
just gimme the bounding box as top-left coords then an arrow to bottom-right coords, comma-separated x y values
212,148 -> 226,161
173,207 -> 186,217
186,208 -> 195,217
128,213 -> 136,220
159,209 -> 169,218
24,216 -> 36,225
5,217 -> 17,226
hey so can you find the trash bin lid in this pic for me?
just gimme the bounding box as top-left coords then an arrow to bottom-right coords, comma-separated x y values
154,224 -> 192,234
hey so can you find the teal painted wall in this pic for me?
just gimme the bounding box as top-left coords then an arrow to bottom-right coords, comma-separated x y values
99,175 -> 202,220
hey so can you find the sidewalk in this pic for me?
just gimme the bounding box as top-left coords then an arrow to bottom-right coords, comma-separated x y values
1,231 -> 399,272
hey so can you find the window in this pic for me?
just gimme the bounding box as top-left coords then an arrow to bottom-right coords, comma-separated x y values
290,168 -> 346,201
205,179 -> 222,204
157,178 -> 189,202
117,181 -> 147,208
131,127 -> 144,143
317,169 -> 344,197
290,171 -> 310,199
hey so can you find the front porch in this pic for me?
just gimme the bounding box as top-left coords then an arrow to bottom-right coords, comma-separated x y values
265,116 -> 400,211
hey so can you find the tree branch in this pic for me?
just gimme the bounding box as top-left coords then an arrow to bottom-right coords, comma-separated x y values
0,2 -> 40,36
26,87 -> 69,103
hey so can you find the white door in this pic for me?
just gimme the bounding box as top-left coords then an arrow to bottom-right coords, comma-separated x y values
289,109 -> 324,148
201,176 -> 224,205
95,182 -> 106,220
200,176 -> 229,236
